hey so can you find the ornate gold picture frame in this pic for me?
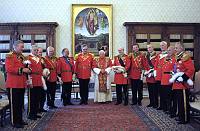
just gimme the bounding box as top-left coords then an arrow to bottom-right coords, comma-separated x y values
72,4 -> 113,57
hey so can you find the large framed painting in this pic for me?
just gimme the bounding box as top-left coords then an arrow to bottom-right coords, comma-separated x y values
72,4 -> 113,57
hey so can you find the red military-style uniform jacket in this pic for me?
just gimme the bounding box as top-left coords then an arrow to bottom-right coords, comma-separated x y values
129,51 -> 146,79
172,52 -> 195,90
5,52 -> 27,88
93,57 -> 112,69
44,56 -> 58,82
161,56 -> 176,85
154,51 -> 168,81
75,53 -> 94,79
144,51 -> 157,83
113,54 -> 130,84
28,55 -> 43,87
57,56 -> 74,82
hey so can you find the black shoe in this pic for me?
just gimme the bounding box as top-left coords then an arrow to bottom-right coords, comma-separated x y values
67,102 -> 74,105
28,116 -> 37,120
124,103 -> 128,106
51,105 -> 58,108
21,121 -> 28,125
35,115 -> 42,118
131,103 -> 137,105
40,109 -> 47,112
147,104 -> 153,107
115,102 -> 121,105
170,115 -> 176,118
84,102 -> 88,105
177,121 -> 188,124
138,103 -> 142,106
175,117 -> 181,121
13,124 -> 24,128
79,101 -> 84,105
157,107 -> 162,110
153,105 -> 158,108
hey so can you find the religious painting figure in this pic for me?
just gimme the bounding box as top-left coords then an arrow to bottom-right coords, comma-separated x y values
85,9 -> 99,35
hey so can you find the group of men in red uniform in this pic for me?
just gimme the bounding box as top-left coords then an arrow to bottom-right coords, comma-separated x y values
112,41 -> 194,124
144,41 -> 194,124
5,40 -> 194,128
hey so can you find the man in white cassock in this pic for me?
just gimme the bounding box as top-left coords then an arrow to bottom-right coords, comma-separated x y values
93,50 -> 113,103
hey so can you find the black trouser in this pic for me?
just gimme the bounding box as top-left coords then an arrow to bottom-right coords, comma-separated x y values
79,78 -> 90,104
7,88 -> 25,126
28,87 -> 42,117
171,90 -> 178,116
39,88 -> 46,110
116,84 -> 128,104
147,82 -> 157,107
162,85 -> 172,112
46,81 -> 57,106
175,89 -> 190,123
61,82 -> 72,104
156,81 -> 164,109
131,79 -> 143,104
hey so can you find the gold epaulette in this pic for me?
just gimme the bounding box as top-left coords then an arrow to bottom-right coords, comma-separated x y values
128,53 -> 133,58
114,55 -> 118,60
140,51 -> 146,56
52,56 -> 58,60
94,56 -> 98,60
88,53 -> 94,58
182,52 -> 191,61
6,51 -> 13,58
74,53 -> 81,60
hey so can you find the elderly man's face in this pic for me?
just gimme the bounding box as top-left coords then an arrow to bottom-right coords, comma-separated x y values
167,47 -> 174,57
118,48 -> 124,55
132,45 -> 139,52
37,48 -> 43,56
160,42 -> 168,51
32,48 -> 38,56
15,43 -> 24,53
147,45 -> 154,53
82,46 -> 88,54
99,51 -> 105,58
63,49 -> 69,57
48,48 -> 55,57
175,43 -> 183,54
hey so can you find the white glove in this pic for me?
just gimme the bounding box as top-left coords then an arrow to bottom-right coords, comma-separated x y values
144,71 -> 149,76
187,79 -> 194,86
93,68 -> 101,75
176,77 -> 183,82
43,68 -> 50,78
41,77 -> 47,90
148,73 -> 153,78
153,70 -> 157,77
58,76 -> 63,84
105,67 -> 112,74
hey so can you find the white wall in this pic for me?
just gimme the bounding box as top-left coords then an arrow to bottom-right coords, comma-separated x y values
1,0 -> 200,56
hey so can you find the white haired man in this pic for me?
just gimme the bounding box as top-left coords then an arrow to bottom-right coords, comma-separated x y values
93,50 -> 112,103
5,40 -> 31,128
44,46 -> 58,108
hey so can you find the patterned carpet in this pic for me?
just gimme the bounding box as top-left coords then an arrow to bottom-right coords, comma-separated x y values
40,103 -> 153,131
1,99 -> 199,131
